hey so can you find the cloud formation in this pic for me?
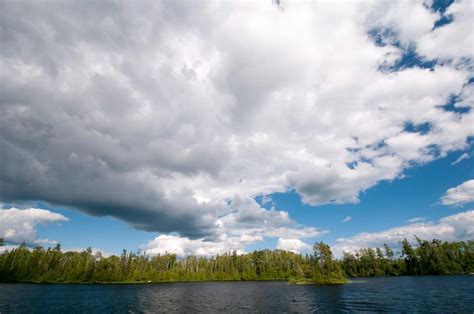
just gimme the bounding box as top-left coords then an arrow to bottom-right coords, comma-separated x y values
146,235 -> 245,256
334,210 -> 474,254
146,195 -> 326,256
0,207 -> 68,245
441,179 -> 474,206
276,238 -> 312,254
1,0 -> 473,244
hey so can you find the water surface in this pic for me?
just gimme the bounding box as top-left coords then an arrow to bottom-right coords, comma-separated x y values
1,276 -> 472,312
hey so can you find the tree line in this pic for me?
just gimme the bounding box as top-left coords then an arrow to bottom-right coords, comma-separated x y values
341,237 -> 474,277
0,237 -> 472,284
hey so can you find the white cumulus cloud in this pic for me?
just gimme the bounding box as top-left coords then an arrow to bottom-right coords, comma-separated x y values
0,207 -> 68,245
146,195 -> 326,256
276,238 -> 312,254
145,235 -> 246,256
441,179 -> 474,206
334,209 -> 474,255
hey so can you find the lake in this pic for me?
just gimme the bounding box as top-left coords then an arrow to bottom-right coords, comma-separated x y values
0,276 -> 472,313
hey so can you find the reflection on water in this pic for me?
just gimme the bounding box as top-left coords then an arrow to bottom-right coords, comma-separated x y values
1,276 -> 473,313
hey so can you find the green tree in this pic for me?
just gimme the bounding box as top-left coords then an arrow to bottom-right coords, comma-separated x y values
311,242 -> 346,284
384,243 -> 393,259
0,238 -> 470,284
401,239 -> 417,275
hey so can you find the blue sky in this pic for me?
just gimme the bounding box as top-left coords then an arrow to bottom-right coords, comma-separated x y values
1,0 -> 473,256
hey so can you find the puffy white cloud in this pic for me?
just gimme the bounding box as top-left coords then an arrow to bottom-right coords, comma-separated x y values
417,0 -> 474,61
0,207 -> 68,245
368,0 -> 439,44
334,210 -> 474,254
276,238 -> 312,254
146,235 -> 246,256
146,195 -> 326,256
0,1 -> 472,240
441,180 -> 474,206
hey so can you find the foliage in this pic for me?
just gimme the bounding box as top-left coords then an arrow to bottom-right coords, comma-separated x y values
340,238 -> 474,277
0,238 -> 471,284
0,247 -> 313,283
309,242 -> 347,284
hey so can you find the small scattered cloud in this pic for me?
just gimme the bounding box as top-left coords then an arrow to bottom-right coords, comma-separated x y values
440,179 -> 474,206
408,216 -> 426,223
261,195 -> 272,205
342,216 -> 352,223
451,153 -> 470,165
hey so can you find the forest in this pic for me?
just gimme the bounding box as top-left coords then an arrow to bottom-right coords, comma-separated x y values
0,237 -> 472,284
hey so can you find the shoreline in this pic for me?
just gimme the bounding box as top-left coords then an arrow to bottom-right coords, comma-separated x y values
1,278 -> 349,285
4,274 -> 470,285
0,278 -> 292,285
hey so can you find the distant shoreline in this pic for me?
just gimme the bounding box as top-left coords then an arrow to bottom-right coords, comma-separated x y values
2,278 -> 289,285
2,274 -> 471,285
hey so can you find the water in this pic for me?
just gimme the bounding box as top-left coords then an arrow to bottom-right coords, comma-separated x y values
0,276 -> 472,313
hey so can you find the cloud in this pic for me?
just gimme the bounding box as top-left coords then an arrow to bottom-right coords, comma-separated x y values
276,238 -> 312,254
342,216 -> 352,223
417,0 -> 474,61
407,217 -> 426,223
451,153 -> 470,165
0,245 -> 19,254
64,247 -> 113,258
334,209 -> 474,255
146,195 -> 327,256
0,207 -> 68,245
145,235 -> 247,256
261,195 -> 272,205
441,179 -> 474,206
0,1 -> 473,240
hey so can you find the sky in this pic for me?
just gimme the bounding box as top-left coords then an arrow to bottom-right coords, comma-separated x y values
1,0 -> 473,257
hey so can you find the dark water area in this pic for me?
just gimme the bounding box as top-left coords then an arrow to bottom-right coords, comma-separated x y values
0,276 -> 473,313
